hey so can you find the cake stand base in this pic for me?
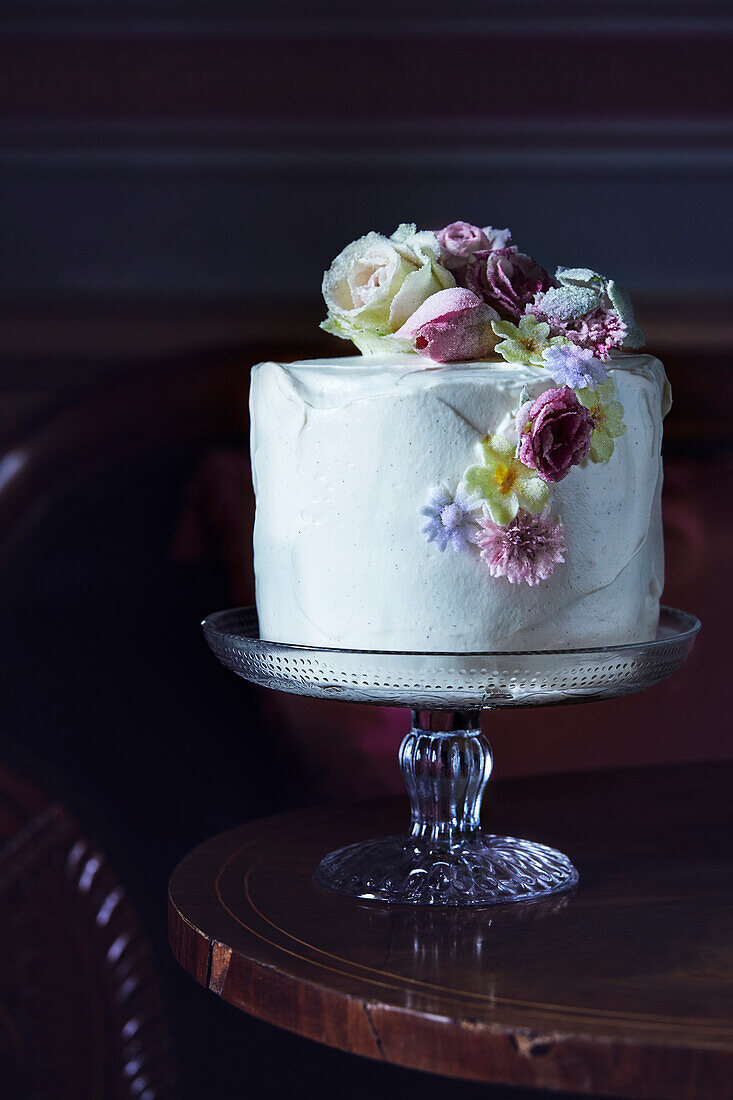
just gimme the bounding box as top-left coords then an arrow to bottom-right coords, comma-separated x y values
314,834 -> 578,906
314,709 -> 578,906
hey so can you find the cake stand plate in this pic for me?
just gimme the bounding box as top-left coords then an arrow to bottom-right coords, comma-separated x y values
203,606 -> 698,710
202,606 -> 699,906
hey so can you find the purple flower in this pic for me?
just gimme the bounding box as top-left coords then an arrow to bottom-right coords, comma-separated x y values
436,221 -> 511,272
396,287 -> 499,362
475,508 -> 566,586
420,484 -> 478,552
517,386 -> 592,483
542,344 -> 608,389
467,247 -> 554,321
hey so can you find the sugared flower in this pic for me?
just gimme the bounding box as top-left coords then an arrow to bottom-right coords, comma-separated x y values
576,380 -> 627,462
436,221 -> 511,272
557,268 -> 644,347
492,314 -> 564,366
467,247 -> 553,321
321,224 -> 454,353
420,484 -> 479,552
516,386 -> 592,483
563,307 -> 628,361
396,287 -> 499,362
475,507 -> 566,586
461,434 -> 548,526
531,267 -> 643,360
531,298 -> 627,361
542,344 -> 608,389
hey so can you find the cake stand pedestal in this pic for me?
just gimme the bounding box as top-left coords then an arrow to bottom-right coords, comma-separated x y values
202,606 -> 699,907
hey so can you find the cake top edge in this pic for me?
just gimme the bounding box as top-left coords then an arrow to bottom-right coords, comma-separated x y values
320,221 -> 645,372
258,350 -> 660,374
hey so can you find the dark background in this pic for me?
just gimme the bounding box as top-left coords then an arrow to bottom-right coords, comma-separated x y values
0,2 -> 731,1098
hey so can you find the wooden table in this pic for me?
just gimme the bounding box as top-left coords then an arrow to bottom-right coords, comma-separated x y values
169,763 -> 733,1099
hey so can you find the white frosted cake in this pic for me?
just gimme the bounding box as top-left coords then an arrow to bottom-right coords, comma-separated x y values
250,221 -> 670,652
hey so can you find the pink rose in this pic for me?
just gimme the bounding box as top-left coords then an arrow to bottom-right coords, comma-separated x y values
396,287 -> 499,362
467,247 -> 553,321
436,221 -> 511,271
517,386 -> 592,483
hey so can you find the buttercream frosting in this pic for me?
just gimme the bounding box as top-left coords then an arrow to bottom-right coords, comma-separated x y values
250,353 -> 669,651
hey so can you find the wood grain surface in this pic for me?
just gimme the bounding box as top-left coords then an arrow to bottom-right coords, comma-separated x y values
169,763 -> 733,1100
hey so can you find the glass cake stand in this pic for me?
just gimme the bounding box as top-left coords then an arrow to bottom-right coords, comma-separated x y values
202,606 -> 699,907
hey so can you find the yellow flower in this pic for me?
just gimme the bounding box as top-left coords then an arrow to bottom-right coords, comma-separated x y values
462,434 -> 549,526
491,314 -> 564,367
576,380 -> 626,462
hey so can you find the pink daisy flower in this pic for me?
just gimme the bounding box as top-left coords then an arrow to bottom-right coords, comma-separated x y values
475,508 -> 566,586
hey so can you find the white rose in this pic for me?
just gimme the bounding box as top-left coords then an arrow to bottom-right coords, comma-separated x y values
321,224 -> 455,353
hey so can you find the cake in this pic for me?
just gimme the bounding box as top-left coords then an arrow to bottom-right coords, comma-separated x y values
250,221 -> 670,652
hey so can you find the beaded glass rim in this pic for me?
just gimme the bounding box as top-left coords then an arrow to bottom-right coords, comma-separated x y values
201,606 -> 699,709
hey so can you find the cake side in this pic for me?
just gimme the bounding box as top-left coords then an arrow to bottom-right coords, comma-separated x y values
251,353 -> 669,652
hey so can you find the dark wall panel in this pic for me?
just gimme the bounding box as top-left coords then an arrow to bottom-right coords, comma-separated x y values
1,166 -> 731,298
1,1 -> 732,302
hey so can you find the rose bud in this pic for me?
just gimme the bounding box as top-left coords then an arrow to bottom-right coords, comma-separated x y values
396,288 -> 499,363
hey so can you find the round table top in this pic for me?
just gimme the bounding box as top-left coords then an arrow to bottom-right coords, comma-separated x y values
169,763 -> 733,1100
